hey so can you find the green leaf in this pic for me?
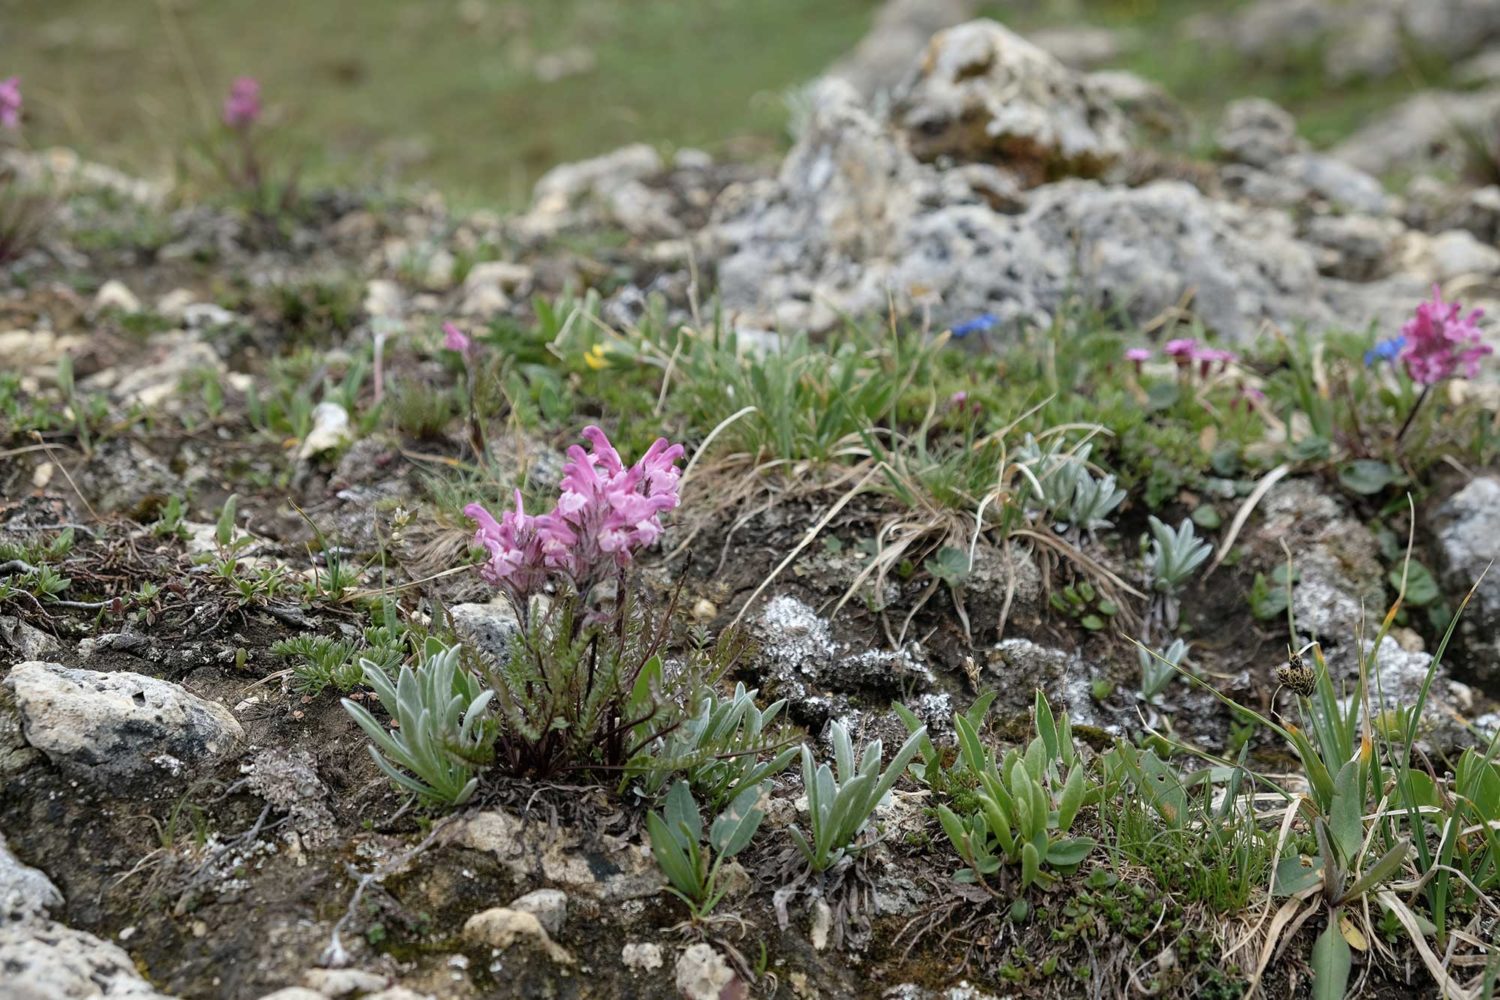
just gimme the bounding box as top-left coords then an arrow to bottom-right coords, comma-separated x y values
1311,919 -> 1352,1000
1330,760 -> 1364,865
1057,765 -> 1086,830
1273,856 -> 1323,896
1338,460 -> 1397,496
709,785 -> 765,859
664,780 -> 703,846
216,494 -> 239,547
1034,691 -> 1059,763
1021,840 -> 1041,890
1046,836 -> 1094,867
924,546 -> 971,587
1191,505 -> 1222,530
1337,838 -> 1409,905
1388,561 -> 1439,607
1079,614 -> 1105,630
647,811 -> 702,900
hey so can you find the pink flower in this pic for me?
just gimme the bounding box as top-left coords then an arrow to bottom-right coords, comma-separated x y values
1398,286 -> 1492,385
0,77 -> 21,130
222,77 -> 262,130
1164,339 -> 1199,363
1124,348 -> 1152,363
442,322 -> 474,359
464,492 -> 553,601
552,427 -> 684,584
465,426 -> 686,603
949,390 -> 969,406
1192,346 -> 1238,378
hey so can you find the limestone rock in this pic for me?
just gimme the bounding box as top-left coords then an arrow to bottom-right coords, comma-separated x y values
4,661 -> 244,783
452,808 -> 662,902
93,279 -> 141,314
461,907 -> 574,965
621,941 -> 664,972
825,0 -> 976,100
1216,98 -> 1305,169
675,943 -> 740,1000
508,888 -> 568,937
0,920 -> 177,1000
0,830 -> 62,923
1431,476 -> 1500,684
892,20 -> 1132,182
446,602 -> 522,664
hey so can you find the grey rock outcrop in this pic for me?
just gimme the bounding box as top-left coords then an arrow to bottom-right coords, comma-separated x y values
1431,476 -> 1500,684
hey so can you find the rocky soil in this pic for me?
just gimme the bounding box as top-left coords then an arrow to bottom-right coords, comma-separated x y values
4,4 -> 1500,999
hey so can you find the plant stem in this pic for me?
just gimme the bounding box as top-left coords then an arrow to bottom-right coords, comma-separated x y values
1394,384 -> 1431,446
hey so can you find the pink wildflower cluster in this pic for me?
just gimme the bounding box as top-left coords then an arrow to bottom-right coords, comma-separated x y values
222,77 -> 262,130
1398,286 -> 1492,385
1127,339 -> 1238,378
0,77 -> 21,130
464,426 -> 685,606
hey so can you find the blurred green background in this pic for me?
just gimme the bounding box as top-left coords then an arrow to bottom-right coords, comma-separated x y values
0,0 -> 1451,208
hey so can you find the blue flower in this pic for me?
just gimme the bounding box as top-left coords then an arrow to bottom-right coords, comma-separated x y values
1364,335 -> 1406,366
950,313 -> 999,339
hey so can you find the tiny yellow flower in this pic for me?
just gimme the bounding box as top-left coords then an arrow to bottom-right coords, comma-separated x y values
583,343 -> 610,370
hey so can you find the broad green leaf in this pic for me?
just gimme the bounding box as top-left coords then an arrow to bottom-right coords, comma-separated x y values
1273,856 -> 1323,896
664,781 -> 703,846
1329,760 -> 1364,865
1311,919 -> 1352,1000
1046,837 -> 1094,867
710,785 -> 765,858
1337,460 -> 1397,496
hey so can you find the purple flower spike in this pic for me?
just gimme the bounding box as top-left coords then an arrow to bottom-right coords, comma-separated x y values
442,321 -> 475,359
0,77 -> 21,130
222,77 -> 262,130
1398,286 -> 1492,385
464,426 -> 686,605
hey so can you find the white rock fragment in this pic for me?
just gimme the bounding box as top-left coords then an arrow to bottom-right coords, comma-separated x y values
4,661 -> 243,781
461,907 -> 574,965
0,920 -> 177,999
0,831 -> 62,923
298,402 -> 353,460
508,887 -> 568,937
621,941 -> 664,972
675,943 -> 738,1000
302,967 -> 390,996
93,279 -> 142,314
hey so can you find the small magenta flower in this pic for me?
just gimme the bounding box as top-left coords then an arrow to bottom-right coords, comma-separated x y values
222,77 -> 262,130
951,313 -> 998,339
1164,339 -> 1198,367
949,390 -> 969,406
1192,346 -> 1238,378
0,77 -> 21,130
1124,347 -> 1151,374
442,321 -> 475,360
1398,287 -> 1492,385
1364,335 -> 1406,367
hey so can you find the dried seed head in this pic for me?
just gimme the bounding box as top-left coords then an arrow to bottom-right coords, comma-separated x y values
1276,647 -> 1317,697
